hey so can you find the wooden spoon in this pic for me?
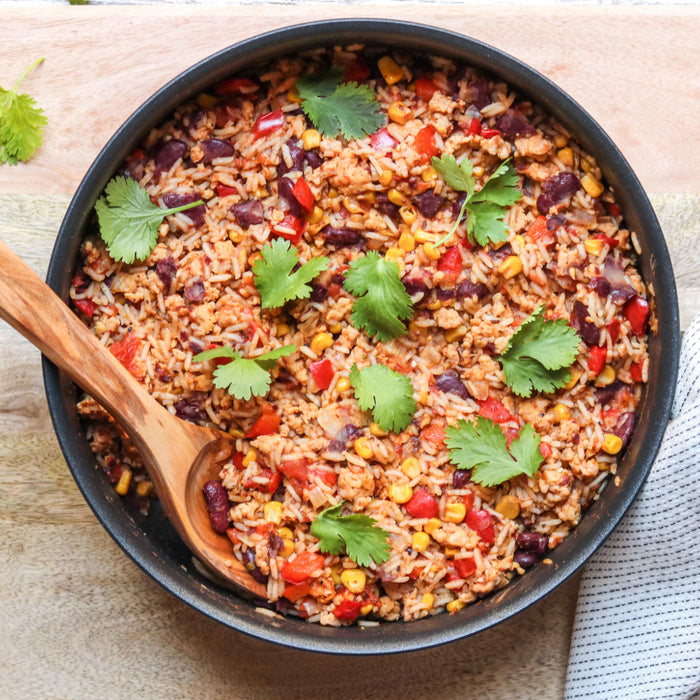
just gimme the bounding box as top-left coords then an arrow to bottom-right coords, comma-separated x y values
0,239 -> 267,598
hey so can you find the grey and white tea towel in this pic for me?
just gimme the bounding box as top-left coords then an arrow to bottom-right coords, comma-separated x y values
565,315 -> 700,699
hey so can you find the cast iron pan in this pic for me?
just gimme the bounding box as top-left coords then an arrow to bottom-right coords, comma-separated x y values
43,19 -> 679,654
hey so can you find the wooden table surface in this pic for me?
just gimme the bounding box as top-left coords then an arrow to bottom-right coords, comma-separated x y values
1,5 -> 699,699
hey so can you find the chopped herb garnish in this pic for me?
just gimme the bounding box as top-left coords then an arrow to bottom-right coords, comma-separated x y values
499,306 -> 581,397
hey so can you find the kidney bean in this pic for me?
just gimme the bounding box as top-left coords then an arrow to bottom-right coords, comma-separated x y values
547,214 -> 567,230
595,379 -> 624,405
570,300 -> 601,347
414,190 -> 445,218
590,276 -> 611,298
309,283 -> 328,303
614,412 -> 636,448
304,149 -> 322,169
468,78 -> 492,109
375,193 -> 401,222
161,192 -> 205,227
321,226 -> 363,247
173,392 -> 208,422
277,176 -> 303,217
435,370 -> 470,400
200,138 -> 234,164
184,280 -> 205,303
202,480 -> 230,534
154,139 -> 188,171
456,279 -> 488,300
402,274 -> 429,297
494,109 -> 536,137
436,287 -> 455,301
488,243 -> 513,265
242,548 -> 268,583
516,531 -> 549,555
537,172 -> 581,215
268,532 -> 284,558
155,257 -> 177,291
514,551 -> 538,569
452,470 -> 470,489
231,200 -> 264,228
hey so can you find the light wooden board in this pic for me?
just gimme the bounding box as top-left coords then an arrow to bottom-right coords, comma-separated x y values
1,6 -> 699,700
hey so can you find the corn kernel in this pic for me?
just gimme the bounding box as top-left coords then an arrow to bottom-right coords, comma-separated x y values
513,234 -> 526,250
564,369 -> 582,391
553,133 -> 568,149
401,457 -> 421,479
360,603 -> 374,616
229,428 -> 244,439
327,187 -> 339,199
263,501 -> 283,524
387,188 -> 405,206
287,90 -> 303,104
423,243 -> 441,260
602,433 -> 623,455
443,547 -> 460,557
335,377 -> 351,393
495,494 -> 521,519
580,156 -> 592,173
306,205 -> 324,224
310,332 -> 333,355
426,297 -> 442,310
444,502 -> 467,524
389,483 -> 413,504
115,469 -> 132,496
254,186 -> 268,199
385,246 -> 404,263
242,448 -> 258,468
354,437 -> 374,460
419,391 -> 430,405
378,170 -> 393,186
301,128 -> 321,150
447,599 -> 466,613
595,365 -> 616,387
445,326 -> 467,343
551,404 -> 571,423
584,238 -> 606,256
369,422 -> 388,437
424,518 -> 442,536
412,531 -> 430,553
279,539 -> 295,558
581,172 -> 604,198
388,101 -> 413,125
278,527 -> 294,540
324,323 -> 341,336
414,229 -> 436,244
197,93 -> 218,109
422,166 -> 438,182
343,196 -> 362,214
228,230 -> 244,243
276,322 -> 291,336
340,568 -> 367,593
378,56 -> 403,85
408,320 -> 421,333
398,231 -> 416,252
557,147 -> 574,166
497,255 -> 523,280
421,593 -> 435,609
329,564 -> 342,586
136,480 -> 153,498
399,206 -> 417,226
247,252 -> 263,267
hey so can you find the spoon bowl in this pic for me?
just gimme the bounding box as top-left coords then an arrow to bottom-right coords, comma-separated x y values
0,238 -> 266,598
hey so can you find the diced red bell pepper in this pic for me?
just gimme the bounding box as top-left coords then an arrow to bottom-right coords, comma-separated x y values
232,452 -> 245,469
624,296 -> 650,336
310,358 -> 334,391
110,332 -> 143,378
462,490 -> 475,511
607,318 -> 621,344
215,77 -> 258,95
504,426 -> 520,447
605,202 -> 621,217
272,214 -> 307,245
281,552 -> 325,585
292,177 -> 314,212
73,298 -> 96,318
594,233 -> 619,248
333,598 -> 363,622
278,457 -> 310,486
480,128 -> 500,139
588,345 -> 607,376
216,183 -> 237,198
371,128 -> 399,151
226,528 -> 241,546
477,397 -> 515,424
252,109 -> 285,138
344,57 -> 370,83
408,565 -> 425,580
630,361 -> 644,383
453,557 -> 477,579
437,246 -> 463,282
126,148 -> 145,163
415,77 -> 438,102
466,510 -> 495,544
414,125 -> 439,160
421,423 -> 445,446
328,282 -> 342,298
466,117 -> 481,136
404,487 -> 439,519
245,467 -> 281,494
245,406 -> 281,438
310,466 -> 337,488
526,215 -> 554,245
539,442 -> 553,459
283,581 -> 311,603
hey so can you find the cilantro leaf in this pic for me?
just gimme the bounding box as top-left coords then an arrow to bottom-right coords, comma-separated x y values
193,345 -> 296,400
95,176 -> 203,264
499,306 -> 581,397
343,252 -> 414,341
296,67 -> 385,140
445,416 -> 543,487
310,502 -> 391,567
252,238 -> 328,309
431,155 -> 522,248
0,58 -> 47,165
349,363 -> 416,433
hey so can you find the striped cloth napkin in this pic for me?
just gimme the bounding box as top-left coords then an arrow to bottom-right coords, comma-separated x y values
565,315 -> 700,699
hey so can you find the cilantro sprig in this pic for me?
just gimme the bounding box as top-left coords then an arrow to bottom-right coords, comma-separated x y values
295,66 -> 385,140
0,58 -> 47,165
252,238 -> 328,309
431,155 -> 522,247
499,306 -> 581,397
193,345 -> 296,400
446,416 -> 543,487
350,363 -> 416,433
310,502 -> 391,567
95,176 -> 204,264
343,252 -> 414,341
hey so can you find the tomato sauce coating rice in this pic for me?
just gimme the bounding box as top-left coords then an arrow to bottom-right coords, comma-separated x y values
71,45 -> 652,625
